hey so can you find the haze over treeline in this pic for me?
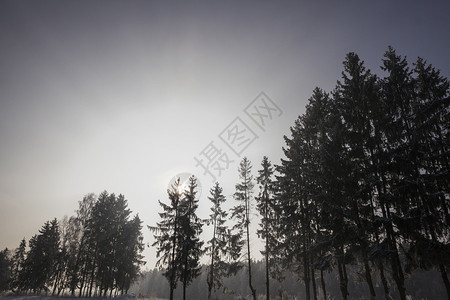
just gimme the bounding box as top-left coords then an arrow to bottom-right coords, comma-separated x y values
131,262 -> 446,300
1,48 -> 449,300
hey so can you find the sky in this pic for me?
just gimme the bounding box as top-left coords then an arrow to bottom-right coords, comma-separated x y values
1,0 -> 449,269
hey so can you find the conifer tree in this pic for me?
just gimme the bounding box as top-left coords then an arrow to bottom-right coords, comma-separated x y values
149,179 -> 183,300
276,89 -> 330,300
117,214 -> 145,294
19,219 -> 60,293
333,52 -> 378,299
82,192 -> 144,297
177,176 -> 204,300
379,47 -> 417,300
231,157 -> 257,300
0,248 -> 11,292
10,238 -> 26,292
301,88 -> 333,300
256,156 -> 277,300
402,54 -> 450,297
206,182 -> 242,300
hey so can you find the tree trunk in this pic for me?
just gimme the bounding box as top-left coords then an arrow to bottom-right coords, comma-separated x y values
169,201 -> 179,300
208,216 -> 217,300
391,250 -> 406,300
362,253 -> 376,299
265,230 -> 270,300
351,193 -> 376,300
320,270 -> 327,300
337,260 -> 349,300
245,183 -> 256,300
88,255 -> 97,298
78,261 -> 86,297
311,266 -> 317,300
247,221 -> 257,300
378,261 -> 390,299
385,205 -> 406,300
368,183 -> 390,300
439,263 -> 450,300
208,285 -> 212,300
379,175 -> 406,300
52,274 -> 58,295
343,261 -> 348,292
303,234 -> 310,300
74,237 -> 87,297
207,270 -> 213,300
183,244 -> 188,300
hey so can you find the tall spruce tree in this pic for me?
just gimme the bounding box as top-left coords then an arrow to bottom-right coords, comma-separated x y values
206,182 -> 242,300
256,156 -> 277,300
0,248 -> 11,292
177,176 -> 204,300
149,179 -> 184,300
231,157 -> 257,300
10,238 -> 26,292
379,47 -> 417,300
412,56 -> 450,296
317,90 -> 352,300
333,52 -> 378,299
276,88 -> 330,300
301,88 -> 334,300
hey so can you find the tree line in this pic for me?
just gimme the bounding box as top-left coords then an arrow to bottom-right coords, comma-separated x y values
150,47 -> 449,300
0,192 -> 145,297
0,47 -> 448,299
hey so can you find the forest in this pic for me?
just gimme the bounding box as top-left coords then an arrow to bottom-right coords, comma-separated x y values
1,47 -> 449,300
0,192 -> 145,297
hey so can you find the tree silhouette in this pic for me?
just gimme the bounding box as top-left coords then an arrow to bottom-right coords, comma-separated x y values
177,176 -> 204,300
149,178 -> 184,300
231,157 -> 257,300
256,156 -> 277,300
206,182 -> 243,299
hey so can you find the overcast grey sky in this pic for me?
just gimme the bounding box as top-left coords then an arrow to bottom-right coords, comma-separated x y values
1,0 -> 449,268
